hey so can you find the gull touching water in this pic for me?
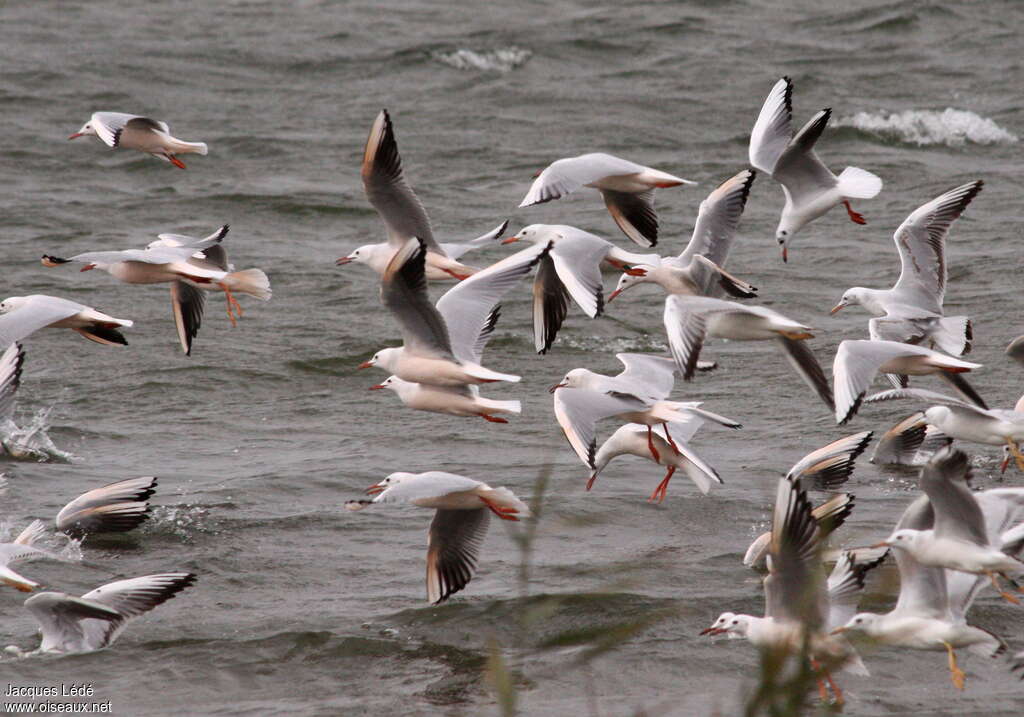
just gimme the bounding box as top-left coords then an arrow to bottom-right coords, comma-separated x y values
832,340 -> 984,425
831,181 -> 983,356
69,112 -> 207,168
346,471 -> 529,604
42,226 -> 271,330
609,169 -> 758,302
13,573 -> 197,655
0,521 -> 65,593
0,295 -> 133,347
361,237 -> 550,385
55,476 -> 158,538
749,77 -> 882,261
518,153 -> 696,247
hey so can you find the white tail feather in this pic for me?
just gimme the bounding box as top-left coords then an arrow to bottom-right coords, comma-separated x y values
479,487 -> 531,517
225,269 -> 272,300
476,398 -> 521,415
837,167 -> 883,199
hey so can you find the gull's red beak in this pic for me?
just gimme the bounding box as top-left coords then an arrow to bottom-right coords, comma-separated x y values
80,264 -> 96,272
336,256 -> 354,266
830,627 -> 849,635
365,483 -> 386,495
368,384 -> 386,390
869,541 -> 890,549
358,361 -> 373,369
68,132 -> 83,140
548,382 -> 567,394
699,627 -> 724,636
781,246 -> 788,263
829,302 -> 845,315
608,289 -> 622,303
500,237 -> 520,245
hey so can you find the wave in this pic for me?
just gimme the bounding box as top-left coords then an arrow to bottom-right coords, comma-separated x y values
834,108 -> 1018,147
432,46 -> 531,73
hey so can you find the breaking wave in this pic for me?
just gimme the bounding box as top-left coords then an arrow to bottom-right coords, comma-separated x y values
835,108 -> 1018,147
432,46 -> 532,72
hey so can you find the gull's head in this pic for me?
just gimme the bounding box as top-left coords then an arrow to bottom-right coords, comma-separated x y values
369,375 -> 409,393
336,244 -> 376,266
830,288 -> 871,315
359,348 -> 398,371
875,529 -> 920,552
549,367 -> 588,393
609,265 -> 653,302
502,224 -> 549,245
834,612 -> 880,636
0,297 -> 28,315
699,612 -> 736,636
365,471 -> 415,496
774,224 -> 794,263
68,121 -> 96,141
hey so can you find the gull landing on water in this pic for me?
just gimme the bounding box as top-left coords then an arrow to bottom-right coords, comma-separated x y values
346,472 -> 529,604
519,153 -> 696,247
69,112 -> 207,169
749,77 -> 882,261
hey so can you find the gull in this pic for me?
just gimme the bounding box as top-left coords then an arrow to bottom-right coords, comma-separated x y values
369,376 -> 520,423
355,109 -> 480,281
41,226 -> 271,329
0,521 -> 64,593
15,573 -> 196,655
749,77 -> 882,261
550,353 -> 741,471
55,476 -> 158,538
589,415 -> 722,502
501,224 -> 659,353
0,295 -> 133,347
864,388 -> 1024,472
68,112 -> 207,169
834,459 -> 1021,689
701,475 -> 882,705
831,182 -> 983,357
609,169 -> 758,302
743,432 -> 872,568
833,340 -> 984,425
518,152 -> 696,247
663,295 -> 834,411
872,448 -> 1024,604
360,237 -> 549,385
870,411 -> 951,467
337,221 -> 509,281
345,471 -> 529,604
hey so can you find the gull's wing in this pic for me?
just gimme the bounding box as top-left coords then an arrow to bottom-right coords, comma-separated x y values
0,342 -> 25,421
0,295 -> 85,347
532,253 -> 570,354
440,220 -> 509,261
748,77 -> 793,175
764,476 -> 825,629
832,340 -> 945,425
66,243 -> 211,267
56,476 -> 157,536
772,110 -> 837,201
811,493 -> 855,541
426,508 -> 490,604
25,593 -> 122,650
170,281 -> 205,356
871,412 -> 952,466
889,495 -> 950,620
868,317 -> 927,347
380,239 -> 456,360
919,448 -> 988,547
863,387 -> 981,411
76,573 -> 197,649
677,169 -> 756,268
548,230 -> 609,318
613,353 -> 677,402
554,388 -> 649,468
892,181 -> 983,314
90,112 -> 149,148
154,225 -> 231,271
786,431 -> 872,491
519,153 -> 649,207
663,296 -> 714,380
776,336 -> 834,412
685,255 -> 759,299
435,241 -> 550,364
600,188 -> 658,248
371,472 -> 485,505
826,550 -> 888,629
362,110 -> 441,252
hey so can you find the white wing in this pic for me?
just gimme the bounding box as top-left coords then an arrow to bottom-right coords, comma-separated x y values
0,342 -> 25,421
0,295 -> 85,347
519,153 -> 649,206
677,169 -> 756,269
748,77 -> 793,174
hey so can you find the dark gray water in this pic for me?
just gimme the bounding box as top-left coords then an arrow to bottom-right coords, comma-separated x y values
1,0 -> 1022,714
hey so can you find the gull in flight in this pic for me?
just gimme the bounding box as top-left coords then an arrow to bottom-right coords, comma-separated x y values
831,181 -> 983,357
0,295 -> 133,348
702,474 -> 884,705
518,152 -> 696,247
870,411 -> 951,467
346,471 -> 529,604
11,573 -> 196,655
834,451 -> 1023,688
609,169 -> 758,303
871,447 -> 1024,604
361,237 -> 549,385
349,109 -> 483,281
551,353 -> 741,472
68,112 -> 207,168
749,77 -> 882,261
832,339 -> 984,425
42,225 -> 270,331
501,224 -> 659,353
369,376 -> 520,423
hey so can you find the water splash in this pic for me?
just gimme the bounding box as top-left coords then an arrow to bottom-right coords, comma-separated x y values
432,46 -> 532,73
0,408 -> 73,463
148,504 -> 212,539
835,108 -> 1018,147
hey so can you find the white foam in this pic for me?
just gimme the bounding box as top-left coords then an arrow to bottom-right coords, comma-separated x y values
432,47 -> 532,73
835,108 -> 1018,147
